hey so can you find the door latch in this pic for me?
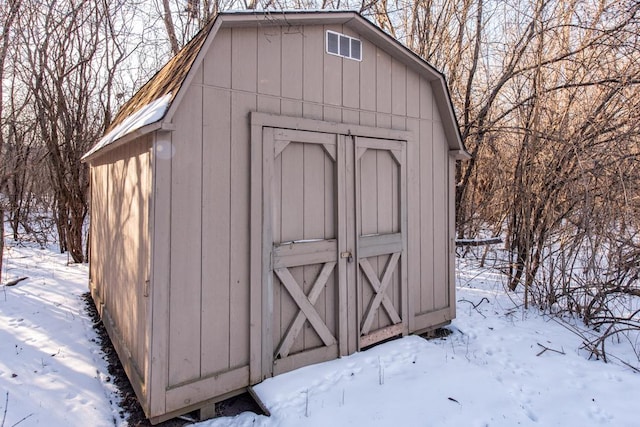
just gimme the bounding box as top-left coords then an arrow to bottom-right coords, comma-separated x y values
340,251 -> 353,263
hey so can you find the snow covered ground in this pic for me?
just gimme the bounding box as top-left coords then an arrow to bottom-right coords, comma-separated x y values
0,242 -> 122,427
1,241 -> 639,427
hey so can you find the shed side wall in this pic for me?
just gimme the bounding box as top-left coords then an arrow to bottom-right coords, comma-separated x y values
89,136 -> 151,410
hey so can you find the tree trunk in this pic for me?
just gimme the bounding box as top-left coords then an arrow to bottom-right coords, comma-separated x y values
0,207 -> 4,283
162,0 -> 180,55
0,1 -> 22,284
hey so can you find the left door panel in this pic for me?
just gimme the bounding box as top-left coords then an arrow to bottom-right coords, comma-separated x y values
262,127 -> 341,377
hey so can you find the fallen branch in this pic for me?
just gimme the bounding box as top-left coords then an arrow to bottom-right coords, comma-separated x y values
4,277 -> 28,287
459,297 -> 489,310
455,237 -> 502,247
536,343 -> 565,356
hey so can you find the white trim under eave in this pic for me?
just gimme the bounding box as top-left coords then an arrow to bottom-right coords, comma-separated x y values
82,122 -> 176,164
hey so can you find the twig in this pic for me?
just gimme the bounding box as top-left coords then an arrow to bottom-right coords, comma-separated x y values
10,413 -> 33,427
536,343 -> 565,356
2,392 -> 8,427
607,354 -> 640,373
458,297 -> 490,318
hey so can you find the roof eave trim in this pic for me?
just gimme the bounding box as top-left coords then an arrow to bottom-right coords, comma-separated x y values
82,121 -> 168,163
451,149 -> 472,160
431,79 -> 466,153
218,10 -> 359,25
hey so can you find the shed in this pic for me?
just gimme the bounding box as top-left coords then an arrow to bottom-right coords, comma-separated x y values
83,10 -> 468,424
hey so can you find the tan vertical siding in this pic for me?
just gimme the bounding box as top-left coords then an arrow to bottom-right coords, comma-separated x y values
203,27 -> 231,87
448,154 -> 457,320
281,27 -> 304,117
89,164 -> 107,304
420,76 -> 434,120
168,83 -> 203,386
258,27 -> 281,97
271,149 -> 283,353
323,148 -> 337,339
405,70 -> 421,331
89,137 -> 151,409
200,28 -> 234,377
281,27 -> 303,101
136,143 -> 151,380
257,26 -> 282,114
359,35 -> 377,128
419,118 -> 435,314
149,130 -> 172,417
323,26 -> 342,106
201,86 -> 232,375
279,143 -> 305,355
341,28 -> 360,111
107,140 -> 150,375
432,121 -> 449,310
406,70 -> 420,119
302,145 -> 328,349
376,47 -> 392,116
322,25 -> 343,122
231,27 -> 257,92
391,59 -> 407,118
229,92 -> 255,367
375,48 -> 393,130
302,25 -> 324,120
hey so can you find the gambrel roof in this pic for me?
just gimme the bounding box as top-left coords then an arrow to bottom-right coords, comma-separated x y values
84,10 -> 468,162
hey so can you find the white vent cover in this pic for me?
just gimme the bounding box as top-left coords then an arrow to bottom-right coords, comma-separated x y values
326,31 -> 362,61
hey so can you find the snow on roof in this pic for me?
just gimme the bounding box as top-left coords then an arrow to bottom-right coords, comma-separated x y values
82,93 -> 171,160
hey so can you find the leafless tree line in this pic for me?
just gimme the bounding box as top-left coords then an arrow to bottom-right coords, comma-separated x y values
1,0 -> 169,270
2,1 -> 639,357
399,0 -> 639,361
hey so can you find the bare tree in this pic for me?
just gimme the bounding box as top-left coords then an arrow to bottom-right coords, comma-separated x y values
0,0 -> 22,282
501,0 -> 640,295
158,0 -> 228,52
3,74 -> 39,241
9,0 -> 132,262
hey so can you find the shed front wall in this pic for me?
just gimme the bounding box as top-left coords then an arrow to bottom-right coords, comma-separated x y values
89,136 -> 152,411
150,22 -> 455,418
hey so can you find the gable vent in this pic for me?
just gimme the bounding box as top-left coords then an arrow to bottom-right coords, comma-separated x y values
326,30 -> 362,61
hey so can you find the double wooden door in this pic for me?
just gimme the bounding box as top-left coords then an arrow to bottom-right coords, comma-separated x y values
259,126 -> 407,378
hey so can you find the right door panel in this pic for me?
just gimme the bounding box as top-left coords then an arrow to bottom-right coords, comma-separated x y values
353,136 -> 408,348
